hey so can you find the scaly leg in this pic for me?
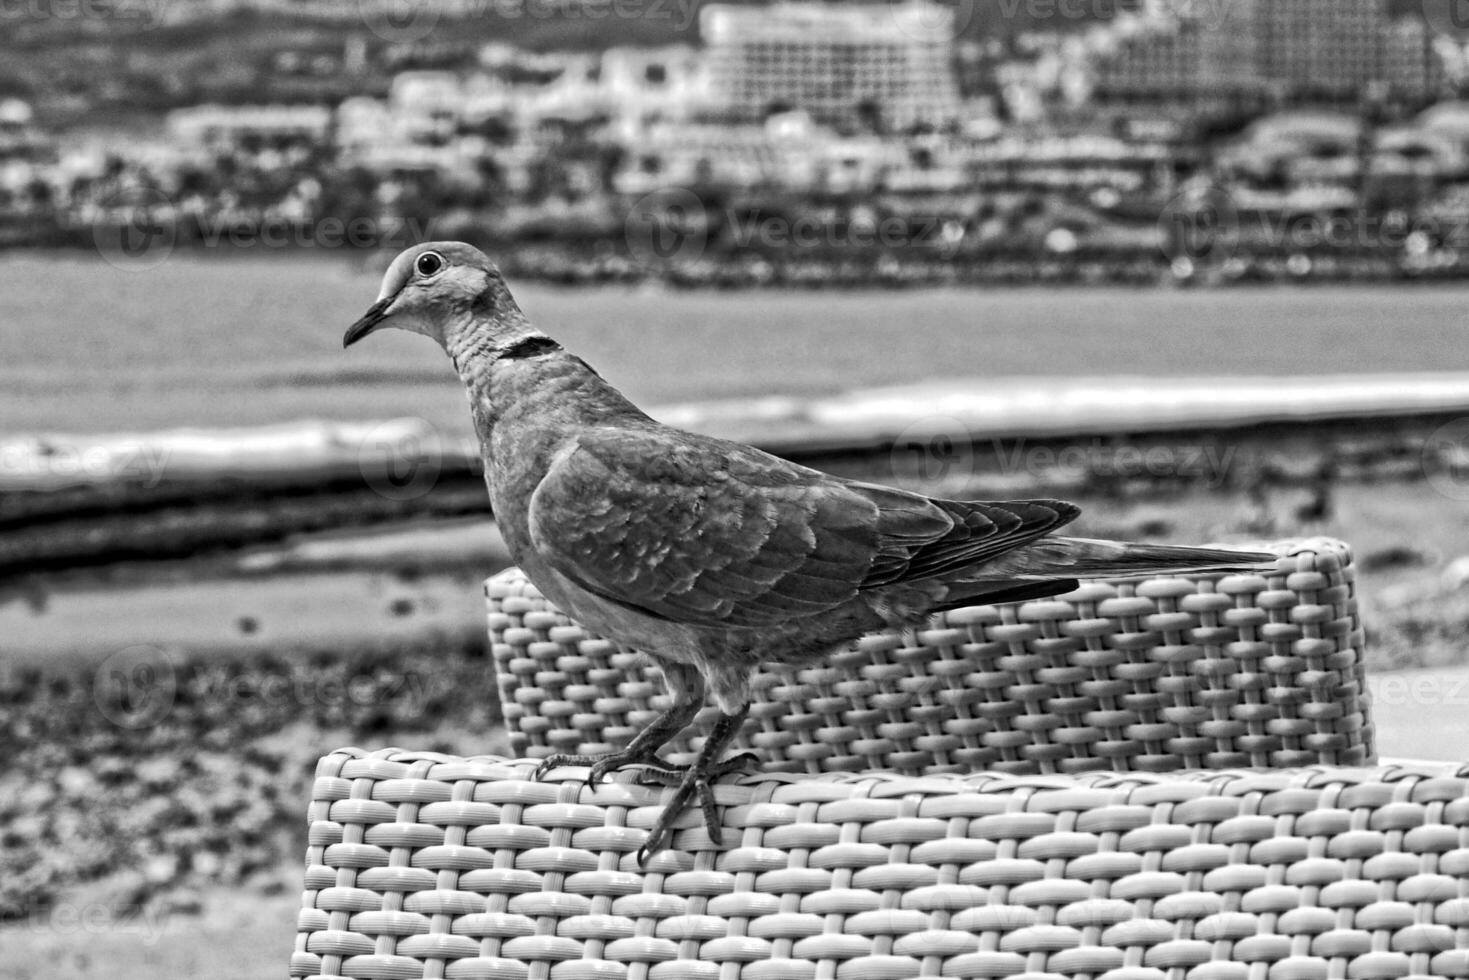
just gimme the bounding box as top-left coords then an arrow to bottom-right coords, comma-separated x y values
533,661 -> 706,788
635,704 -> 758,866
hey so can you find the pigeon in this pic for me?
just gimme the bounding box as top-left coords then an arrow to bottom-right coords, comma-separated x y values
345,242 -> 1278,864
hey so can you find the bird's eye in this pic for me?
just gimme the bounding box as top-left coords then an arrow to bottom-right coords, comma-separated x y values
415,251 -> 445,278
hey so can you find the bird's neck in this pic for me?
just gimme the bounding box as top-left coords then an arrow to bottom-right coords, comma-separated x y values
450,313 -> 649,454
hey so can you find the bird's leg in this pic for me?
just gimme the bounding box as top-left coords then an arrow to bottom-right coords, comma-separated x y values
635,704 -> 759,865
532,661 -> 706,787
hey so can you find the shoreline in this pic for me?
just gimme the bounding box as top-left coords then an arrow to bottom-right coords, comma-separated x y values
2,243 -> 1463,289
3,374 -> 1466,581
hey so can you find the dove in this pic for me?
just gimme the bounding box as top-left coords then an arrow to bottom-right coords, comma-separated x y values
344,242 -> 1278,864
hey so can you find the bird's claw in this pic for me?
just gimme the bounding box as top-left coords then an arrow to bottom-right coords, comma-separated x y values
635,752 -> 758,787
530,754 -> 581,783
635,753 -> 761,867
532,749 -> 679,789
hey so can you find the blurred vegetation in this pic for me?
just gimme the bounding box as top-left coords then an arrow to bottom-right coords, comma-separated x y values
0,638 -> 504,920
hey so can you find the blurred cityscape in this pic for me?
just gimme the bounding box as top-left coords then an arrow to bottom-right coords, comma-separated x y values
7,0 -> 1469,283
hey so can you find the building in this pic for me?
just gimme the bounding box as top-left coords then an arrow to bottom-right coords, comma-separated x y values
699,1 -> 962,132
1088,7 -> 1261,104
1382,16 -> 1448,102
599,46 -> 707,123
1256,0 -> 1382,98
1087,0 -> 1448,106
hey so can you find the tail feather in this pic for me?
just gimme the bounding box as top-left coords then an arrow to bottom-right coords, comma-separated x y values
993,537 -> 1279,581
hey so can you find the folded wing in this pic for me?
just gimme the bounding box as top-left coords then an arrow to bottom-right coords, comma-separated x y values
527,427 -> 1081,629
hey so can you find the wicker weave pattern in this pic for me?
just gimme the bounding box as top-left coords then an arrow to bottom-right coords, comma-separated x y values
488,538 -> 1371,777
293,748 -> 1469,980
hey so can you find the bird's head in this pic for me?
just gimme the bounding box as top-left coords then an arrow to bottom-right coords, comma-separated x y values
343,241 -> 521,352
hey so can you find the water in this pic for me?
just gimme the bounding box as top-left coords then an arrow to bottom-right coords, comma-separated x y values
3,250 -> 1467,436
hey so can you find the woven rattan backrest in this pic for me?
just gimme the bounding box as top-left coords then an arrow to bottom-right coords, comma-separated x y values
488,537 -> 1370,777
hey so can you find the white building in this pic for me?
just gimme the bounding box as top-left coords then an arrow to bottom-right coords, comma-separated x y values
600,46 -> 708,123
699,1 -> 963,131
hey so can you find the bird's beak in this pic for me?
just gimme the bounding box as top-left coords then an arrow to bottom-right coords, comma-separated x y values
343,297 -> 395,348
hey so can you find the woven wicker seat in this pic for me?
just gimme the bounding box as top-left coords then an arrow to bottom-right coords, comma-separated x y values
488,538 -> 1371,776
294,536 -> 1413,980
293,749 -> 1469,980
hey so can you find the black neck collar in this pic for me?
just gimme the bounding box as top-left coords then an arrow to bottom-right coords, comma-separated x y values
496,335 -> 562,361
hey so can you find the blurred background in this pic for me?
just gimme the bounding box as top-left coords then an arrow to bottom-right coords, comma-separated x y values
6,0 -> 1469,976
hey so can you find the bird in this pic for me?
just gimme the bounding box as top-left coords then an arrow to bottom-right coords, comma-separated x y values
344,241 -> 1279,864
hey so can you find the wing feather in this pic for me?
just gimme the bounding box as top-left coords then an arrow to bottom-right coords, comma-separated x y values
527,429 -> 1082,630
528,429 -> 880,627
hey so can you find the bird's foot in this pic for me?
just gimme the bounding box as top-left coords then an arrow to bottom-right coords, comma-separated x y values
635,752 -> 761,866
532,749 -> 681,789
